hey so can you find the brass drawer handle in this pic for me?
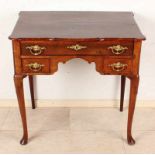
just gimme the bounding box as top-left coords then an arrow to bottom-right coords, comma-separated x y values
26,45 -> 46,55
108,62 -> 128,72
26,62 -> 45,72
108,45 -> 128,55
67,44 -> 87,51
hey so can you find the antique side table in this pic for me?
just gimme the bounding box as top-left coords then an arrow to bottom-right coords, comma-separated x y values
9,11 -> 145,145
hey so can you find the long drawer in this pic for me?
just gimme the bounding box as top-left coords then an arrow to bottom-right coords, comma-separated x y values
20,40 -> 133,56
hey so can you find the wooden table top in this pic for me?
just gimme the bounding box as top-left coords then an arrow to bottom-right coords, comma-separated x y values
10,11 -> 145,40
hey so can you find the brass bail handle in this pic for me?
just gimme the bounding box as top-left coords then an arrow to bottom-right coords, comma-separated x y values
109,62 -> 128,72
26,62 -> 45,72
26,45 -> 46,55
108,45 -> 128,55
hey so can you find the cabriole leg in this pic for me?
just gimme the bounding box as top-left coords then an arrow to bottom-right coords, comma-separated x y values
127,75 -> 139,145
14,75 -> 28,145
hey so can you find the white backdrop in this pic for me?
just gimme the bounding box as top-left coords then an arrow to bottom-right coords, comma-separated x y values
0,0 -> 154,101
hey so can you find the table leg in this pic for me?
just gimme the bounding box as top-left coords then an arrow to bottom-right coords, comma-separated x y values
14,75 -> 28,145
28,75 -> 35,109
127,75 -> 139,145
120,75 -> 126,112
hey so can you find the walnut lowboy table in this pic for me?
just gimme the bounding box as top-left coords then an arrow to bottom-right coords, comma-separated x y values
9,11 -> 145,145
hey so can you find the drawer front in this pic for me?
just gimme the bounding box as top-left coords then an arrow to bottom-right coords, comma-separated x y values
20,40 -> 133,56
104,59 -> 132,75
22,59 -> 50,73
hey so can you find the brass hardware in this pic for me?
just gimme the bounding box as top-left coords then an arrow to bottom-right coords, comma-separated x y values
26,62 -> 45,72
67,44 -> 87,51
108,62 -> 128,72
108,45 -> 128,55
26,45 -> 46,55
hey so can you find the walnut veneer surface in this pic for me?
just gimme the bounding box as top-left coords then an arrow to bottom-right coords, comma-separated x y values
9,11 -> 145,145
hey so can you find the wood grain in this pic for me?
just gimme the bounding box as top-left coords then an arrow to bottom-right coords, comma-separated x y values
9,11 -> 145,39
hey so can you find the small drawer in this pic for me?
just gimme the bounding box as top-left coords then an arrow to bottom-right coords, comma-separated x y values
104,59 -> 132,75
22,59 -> 50,73
20,40 -> 133,56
